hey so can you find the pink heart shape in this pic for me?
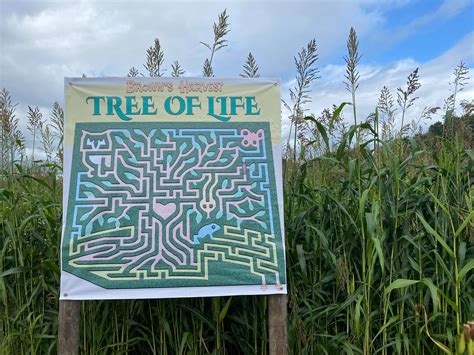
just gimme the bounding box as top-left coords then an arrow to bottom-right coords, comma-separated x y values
153,202 -> 176,220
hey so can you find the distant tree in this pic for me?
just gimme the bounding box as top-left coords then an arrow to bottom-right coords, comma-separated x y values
428,121 -> 443,137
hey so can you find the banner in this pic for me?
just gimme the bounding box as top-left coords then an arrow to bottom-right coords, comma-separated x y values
60,77 -> 286,299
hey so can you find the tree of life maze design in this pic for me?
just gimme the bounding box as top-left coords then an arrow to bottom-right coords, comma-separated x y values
63,122 -> 285,289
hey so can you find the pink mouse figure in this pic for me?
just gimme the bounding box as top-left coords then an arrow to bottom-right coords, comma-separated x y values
241,129 -> 264,147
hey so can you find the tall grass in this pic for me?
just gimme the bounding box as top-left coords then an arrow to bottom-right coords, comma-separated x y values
1,93 -> 472,355
285,121 -> 473,354
1,18 -> 473,354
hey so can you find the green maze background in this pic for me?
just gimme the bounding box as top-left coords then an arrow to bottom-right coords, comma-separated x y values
63,122 -> 286,289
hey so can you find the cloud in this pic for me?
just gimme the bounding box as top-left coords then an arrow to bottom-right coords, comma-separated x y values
281,32 -> 474,142
0,1 -> 385,107
0,0 -> 472,152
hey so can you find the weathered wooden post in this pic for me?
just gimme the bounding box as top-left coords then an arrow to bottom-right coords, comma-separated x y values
268,294 -> 288,355
58,300 -> 80,355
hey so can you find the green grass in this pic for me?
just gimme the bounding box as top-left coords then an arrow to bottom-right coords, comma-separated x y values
1,115 -> 472,354
285,123 -> 473,354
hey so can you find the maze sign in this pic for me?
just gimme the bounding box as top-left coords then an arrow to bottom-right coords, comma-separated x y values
61,78 -> 286,299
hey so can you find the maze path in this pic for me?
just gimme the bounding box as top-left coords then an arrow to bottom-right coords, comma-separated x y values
63,122 -> 285,289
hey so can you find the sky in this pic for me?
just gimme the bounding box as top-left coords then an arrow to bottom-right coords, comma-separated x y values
0,0 -> 473,151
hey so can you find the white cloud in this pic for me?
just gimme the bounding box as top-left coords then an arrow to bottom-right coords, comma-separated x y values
0,0 -> 472,151
0,1 -> 385,107
281,32 -> 474,143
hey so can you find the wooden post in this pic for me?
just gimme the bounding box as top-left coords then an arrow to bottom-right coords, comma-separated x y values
268,294 -> 288,355
58,300 -> 80,355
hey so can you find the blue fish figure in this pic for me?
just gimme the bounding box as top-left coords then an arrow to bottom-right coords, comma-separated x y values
193,223 -> 221,245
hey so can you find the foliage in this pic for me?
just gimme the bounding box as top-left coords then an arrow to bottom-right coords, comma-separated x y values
283,38 -> 319,163
240,52 -> 260,78
201,9 -> 230,77
344,27 -> 362,128
397,68 -> 421,137
127,67 -> 140,78
144,38 -> 165,77
171,61 -> 185,78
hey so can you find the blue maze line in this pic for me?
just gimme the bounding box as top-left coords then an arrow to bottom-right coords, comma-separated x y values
72,172 -> 107,238
72,173 -> 91,239
245,137 -> 274,236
